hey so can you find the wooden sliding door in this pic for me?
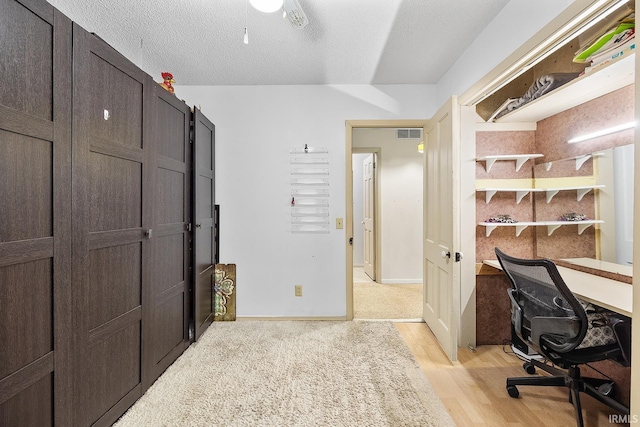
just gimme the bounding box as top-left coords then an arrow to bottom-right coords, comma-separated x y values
71,24 -> 152,426
192,108 -> 216,341
144,85 -> 192,387
0,1 -> 73,425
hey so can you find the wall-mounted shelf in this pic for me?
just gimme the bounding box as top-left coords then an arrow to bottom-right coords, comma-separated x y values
479,219 -> 604,237
479,221 -> 539,237
495,52 -> 635,124
544,185 -> 605,203
477,188 -> 542,204
543,152 -> 604,171
544,220 -> 604,236
477,154 -> 543,172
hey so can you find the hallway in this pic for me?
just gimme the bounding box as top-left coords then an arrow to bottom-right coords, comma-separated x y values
353,267 -> 422,320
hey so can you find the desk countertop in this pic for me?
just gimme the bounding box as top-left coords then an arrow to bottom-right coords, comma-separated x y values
483,259 -> 632,318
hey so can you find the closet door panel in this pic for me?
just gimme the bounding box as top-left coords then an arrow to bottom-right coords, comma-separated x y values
157,98 -> 186,162
143,85 -> 191,388
157,168 -> 185,223
0,1 -> 72,425
89,153 -> 143,231
0,132 -> 52,241
88,243 -> 142,329
84,323 -> 141,424
72,24 -> 149,426
0,259 -> 52,378
87,54 -> 143,148
192,108 -> 215,341
0,0 -> 53,121
0,374 -> 53,427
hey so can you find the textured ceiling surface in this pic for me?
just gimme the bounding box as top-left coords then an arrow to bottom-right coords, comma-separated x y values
47,0 -> 510,85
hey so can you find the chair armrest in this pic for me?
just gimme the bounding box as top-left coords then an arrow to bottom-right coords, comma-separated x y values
609,315 -> 632,366
507,289 -> 524,340
530,316 -> 580,351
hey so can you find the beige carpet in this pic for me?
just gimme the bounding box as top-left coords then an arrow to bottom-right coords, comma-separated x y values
115,321 -> 455,427
354,282 -> 423,320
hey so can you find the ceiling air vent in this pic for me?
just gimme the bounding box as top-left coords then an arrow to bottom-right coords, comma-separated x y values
396,128 -> 422,139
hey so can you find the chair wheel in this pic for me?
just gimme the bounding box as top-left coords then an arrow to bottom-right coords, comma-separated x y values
523,362 -> 536,375
507,385 -> 520,398
598,382 -> 614,396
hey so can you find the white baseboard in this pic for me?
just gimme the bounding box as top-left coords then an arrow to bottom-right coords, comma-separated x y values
380,279 -> 423,285
236,316 -> 348,321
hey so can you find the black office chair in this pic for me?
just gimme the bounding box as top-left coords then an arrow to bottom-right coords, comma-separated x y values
494,247 -> 630,427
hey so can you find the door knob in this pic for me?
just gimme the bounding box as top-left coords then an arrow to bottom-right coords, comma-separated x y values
195,223 -> 202,228
361,221 -> 365,225
441,250 -> 451,259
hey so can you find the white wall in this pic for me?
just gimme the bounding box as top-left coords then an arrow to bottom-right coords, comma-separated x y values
352,153 -> 369,267
436,0 -> 574,106
353,128 -> 423,283
176,84 -> 435,317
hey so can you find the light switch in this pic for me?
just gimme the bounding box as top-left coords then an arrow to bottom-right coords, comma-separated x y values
336,218 -> 343,229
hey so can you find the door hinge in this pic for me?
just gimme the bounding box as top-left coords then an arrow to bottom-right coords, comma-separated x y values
455,252 -> 463,262
349,237 -> 353,245
187,223 -> 192,232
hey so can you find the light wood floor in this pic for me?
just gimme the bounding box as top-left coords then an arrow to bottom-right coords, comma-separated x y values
396,322 -> 617,426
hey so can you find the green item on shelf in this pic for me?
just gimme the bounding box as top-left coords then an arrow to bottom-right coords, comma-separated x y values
574,22 -> 635,63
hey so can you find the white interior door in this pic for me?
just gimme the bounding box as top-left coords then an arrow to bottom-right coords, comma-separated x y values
423,97 -> 460,361
363,154 -> 375,280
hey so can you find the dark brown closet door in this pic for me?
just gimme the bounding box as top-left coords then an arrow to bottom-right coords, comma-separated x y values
192,108 -> 215,341
143,85 -> 191,387
0,1 -> 72,426
71,24 -> 152,426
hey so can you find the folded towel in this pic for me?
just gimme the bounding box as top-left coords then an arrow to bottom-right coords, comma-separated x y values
493,73 -> 580,120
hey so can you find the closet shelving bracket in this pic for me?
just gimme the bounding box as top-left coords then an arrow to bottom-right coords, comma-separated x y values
544,185 -> 605,203
477,154 -> 543,173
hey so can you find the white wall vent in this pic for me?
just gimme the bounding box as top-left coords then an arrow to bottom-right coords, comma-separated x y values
396,128 -> 422,139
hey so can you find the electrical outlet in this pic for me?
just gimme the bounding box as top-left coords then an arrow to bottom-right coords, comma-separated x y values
295,285 -> 303,296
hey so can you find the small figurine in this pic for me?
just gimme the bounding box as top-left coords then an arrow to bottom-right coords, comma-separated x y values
160,72 -> 175,94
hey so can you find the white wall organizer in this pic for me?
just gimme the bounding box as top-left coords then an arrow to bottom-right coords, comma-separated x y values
290,145 -> 330,233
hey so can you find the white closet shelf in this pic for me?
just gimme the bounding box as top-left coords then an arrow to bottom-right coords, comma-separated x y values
544,185 -> 605,203
543,153 -> 604,171
479,219 -> 604,237
495,52 -> 635,124
477,154 -> 543,172
544,220 -> 603,236
476,188 -> 542,204
478,221 -> 539,237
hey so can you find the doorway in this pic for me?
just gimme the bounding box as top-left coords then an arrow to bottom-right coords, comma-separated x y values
352,151 -> 379,282
346,121 -> 426,320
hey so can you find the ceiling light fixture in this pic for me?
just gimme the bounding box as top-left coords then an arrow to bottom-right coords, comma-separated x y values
567,121 -> 635,143
244,0 -> 249,44
250,0 -> 283,13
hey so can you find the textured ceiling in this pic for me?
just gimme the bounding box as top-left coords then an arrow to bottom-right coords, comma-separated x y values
47,0 -> 510,85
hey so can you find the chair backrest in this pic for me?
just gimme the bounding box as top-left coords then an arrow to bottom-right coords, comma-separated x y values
495,247 -> 588,353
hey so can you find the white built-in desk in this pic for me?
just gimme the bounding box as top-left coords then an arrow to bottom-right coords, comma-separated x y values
483,259 -> 632,318
560,257 -> 633,277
